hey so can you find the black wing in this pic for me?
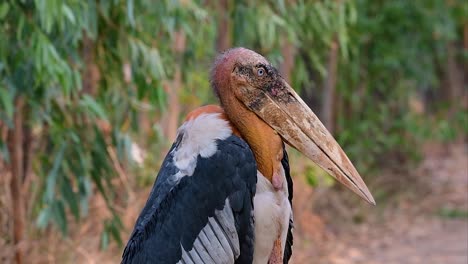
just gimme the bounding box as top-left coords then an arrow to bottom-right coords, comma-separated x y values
122,135 -> 257,264
282,146 -> 294,264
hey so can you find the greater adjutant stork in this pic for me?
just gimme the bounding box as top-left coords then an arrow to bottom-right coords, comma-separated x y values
122,48 -> 374,264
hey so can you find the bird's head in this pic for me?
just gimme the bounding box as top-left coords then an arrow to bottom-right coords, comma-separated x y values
211,48 -> 375,205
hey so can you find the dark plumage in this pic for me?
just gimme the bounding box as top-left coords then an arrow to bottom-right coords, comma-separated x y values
122,135 -> 258,263
122,135 -> 294,264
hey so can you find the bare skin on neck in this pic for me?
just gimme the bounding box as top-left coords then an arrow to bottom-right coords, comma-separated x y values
222,98 -> 286,263
221,95 -> 284,189
268,238 -> 284,264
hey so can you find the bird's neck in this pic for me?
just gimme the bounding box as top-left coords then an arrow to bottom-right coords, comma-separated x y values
221,96 -> 283,183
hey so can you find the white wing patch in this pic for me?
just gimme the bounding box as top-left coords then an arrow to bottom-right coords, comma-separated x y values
178,199 -> 240,264
173,113 -> 232,178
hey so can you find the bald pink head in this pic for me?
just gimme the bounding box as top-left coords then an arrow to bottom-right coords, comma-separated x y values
210,47 -> 269,99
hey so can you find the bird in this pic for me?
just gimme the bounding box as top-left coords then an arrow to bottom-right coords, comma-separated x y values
121,47 -> 375,264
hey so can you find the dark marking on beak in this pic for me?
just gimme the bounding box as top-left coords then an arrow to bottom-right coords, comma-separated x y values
266,80 -> 297,104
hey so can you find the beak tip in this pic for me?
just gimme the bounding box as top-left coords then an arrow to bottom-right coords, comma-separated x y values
361,188 -> 376,206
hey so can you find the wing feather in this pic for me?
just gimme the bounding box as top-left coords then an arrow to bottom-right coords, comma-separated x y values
282,146 -> 294,263
213,201 -> 240,257
122,135 -> 256,264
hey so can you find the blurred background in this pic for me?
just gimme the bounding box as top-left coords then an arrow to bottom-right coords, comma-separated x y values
0,0 -> 466,263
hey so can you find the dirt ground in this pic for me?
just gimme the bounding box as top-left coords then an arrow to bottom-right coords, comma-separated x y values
291,142 -> 468,264
1,142 -> 466,263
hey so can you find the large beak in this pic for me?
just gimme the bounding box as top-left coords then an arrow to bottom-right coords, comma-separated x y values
241,79 -> 375,205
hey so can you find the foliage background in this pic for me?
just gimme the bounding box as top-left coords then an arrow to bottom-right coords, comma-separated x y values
0,0 -> 466,263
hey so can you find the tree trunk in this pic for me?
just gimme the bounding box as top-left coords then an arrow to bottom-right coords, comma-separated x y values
215,0 -> 231,52
298,48 -> 321,111
463,21 -> 468,52
321,36 -> 339,134
162,69 -> 182,142
462,22 -> 467,109
446,42 -> 464,114
20,121 -> 34,217
7,96 -> 26,264
279,40 -> 295,84
82,34 -> 100,96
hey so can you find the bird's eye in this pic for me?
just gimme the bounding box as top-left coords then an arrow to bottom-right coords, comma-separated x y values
257,68 -> 265,77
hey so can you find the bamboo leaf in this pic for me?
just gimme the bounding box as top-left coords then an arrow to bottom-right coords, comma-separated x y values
53,200 -> 68,235
110,219 -> 123,245
45,143 -> 67,202
80,95 -> 108,120
62,5 -> 76,25
0,2 -> 9,19
127,0 -> 135,28
0,87 -> 13,119
60,173 -> 80,220
36,206 -> 52,229
101,229 -> 110,250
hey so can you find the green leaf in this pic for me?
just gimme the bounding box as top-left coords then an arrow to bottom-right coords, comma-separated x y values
101,229 -> 109,250
16,15 -> 25,43
438,207 -> 468,219
73,69 -> 82,91
0,136 -> 9,163
36,206 -> 52,229
0,87 -> 13,119
305,168 -> 319,187
0,2 -> 9,19
62,5 -> 76,25
52,200 -> 68,235
109,218 -> 123,245
78,177 -> 92,216
127,0 -> 135,28
45,143 -> 67,202
80,95 -> 108,120
347,2 -> 357,24
60,173 -> 80,220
